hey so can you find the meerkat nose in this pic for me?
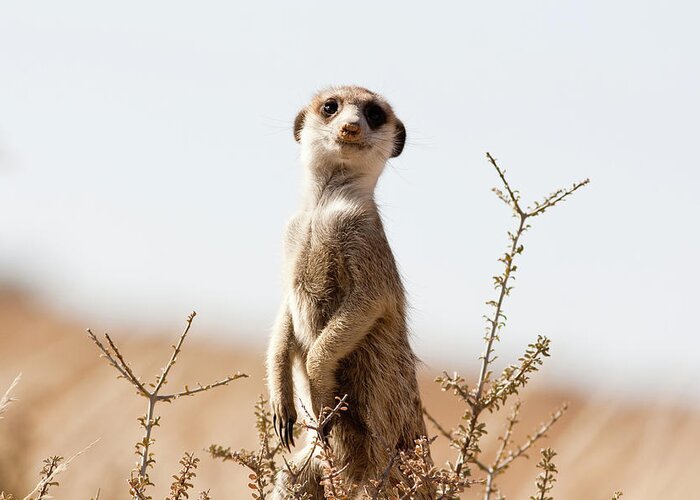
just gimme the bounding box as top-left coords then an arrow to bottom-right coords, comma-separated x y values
340,122 -> 362,141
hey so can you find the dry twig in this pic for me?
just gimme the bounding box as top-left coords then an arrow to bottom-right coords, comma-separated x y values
0,373 -> 21,420
21,439 -> 98,500
434,153 -> 588,498
529,448 -> 558,500
87,311 -> 247,499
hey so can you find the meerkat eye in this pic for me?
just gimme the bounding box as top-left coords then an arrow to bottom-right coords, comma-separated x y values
322,99 -> 339,116
365,104 -> 387,129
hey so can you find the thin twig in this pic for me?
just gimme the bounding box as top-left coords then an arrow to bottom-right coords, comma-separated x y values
370,451 -> 398,500
497,403 -> 568,471
157,373 -> 248,401
138,396 -> 157,477
422,407 -> 452,441
484,401 -> 521,500
153,311 -> 197,394
475,213 -> 525,404
474,459 -> 490,474
493,401 -> 521,468
528,180 -> 590,218
86,330 -> 133,384
487,152 -> 523,215
104,332 -> 149,395
0,373 -> 21,419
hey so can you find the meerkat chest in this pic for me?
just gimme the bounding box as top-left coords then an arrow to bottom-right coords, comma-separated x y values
285,210 -> 352,347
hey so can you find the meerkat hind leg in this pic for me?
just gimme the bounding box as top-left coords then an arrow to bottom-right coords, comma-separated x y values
271,446 -> 325,500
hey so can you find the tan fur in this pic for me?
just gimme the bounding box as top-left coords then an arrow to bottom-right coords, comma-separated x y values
267,86 -> 430,498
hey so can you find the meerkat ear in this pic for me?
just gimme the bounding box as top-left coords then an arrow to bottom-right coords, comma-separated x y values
293,109 -> 306,143
391,119 -> 406,158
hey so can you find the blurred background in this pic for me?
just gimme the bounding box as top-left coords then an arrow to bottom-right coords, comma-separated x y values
1,1 -> 698,498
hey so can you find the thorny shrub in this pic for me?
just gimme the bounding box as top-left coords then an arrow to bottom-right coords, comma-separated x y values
0,153 -> 623,499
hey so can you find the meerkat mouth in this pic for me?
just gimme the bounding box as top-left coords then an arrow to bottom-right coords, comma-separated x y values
335,138 -> 369,149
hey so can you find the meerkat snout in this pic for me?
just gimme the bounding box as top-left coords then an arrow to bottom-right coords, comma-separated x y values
339,122 -> 361,142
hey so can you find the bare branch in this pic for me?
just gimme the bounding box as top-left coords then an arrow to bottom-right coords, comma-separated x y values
318,394 -> 349,430
498,403 -> 568,471
104,331 -> 150,396
86,329 -> 135,387
153,311 -> 197,394
369,451 -> 398,500
0,373 -> 21,419
483,401 -> 521,500
423,406 -> 452,441
474,459 -> 490,474
157,373 -> 248,402
486,152 -> 523,214
88,310 -> 246,499
527,179 -> 590,218
493,401 -> 521,469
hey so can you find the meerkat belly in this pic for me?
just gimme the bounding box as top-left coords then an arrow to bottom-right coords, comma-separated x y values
289,236 -> 348,351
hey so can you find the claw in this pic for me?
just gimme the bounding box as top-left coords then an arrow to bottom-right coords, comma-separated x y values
277,415 -> 284,444
288,417 -> 295,447
283,420 -> 290,451
273,414 -> 278,439
287,417 -> 294,448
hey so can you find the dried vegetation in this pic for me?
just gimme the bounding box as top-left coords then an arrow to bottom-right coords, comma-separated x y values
1,154 -> 626,498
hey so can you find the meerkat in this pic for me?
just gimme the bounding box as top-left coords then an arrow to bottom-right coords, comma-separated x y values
266,86 -> 431,498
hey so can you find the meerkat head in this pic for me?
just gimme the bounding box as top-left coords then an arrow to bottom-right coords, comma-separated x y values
293,86 -> 406,179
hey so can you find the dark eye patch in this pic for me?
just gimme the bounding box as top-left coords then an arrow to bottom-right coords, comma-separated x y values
365,104 -> 387,129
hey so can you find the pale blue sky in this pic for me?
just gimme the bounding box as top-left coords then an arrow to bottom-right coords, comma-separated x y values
1,1 -> 698,401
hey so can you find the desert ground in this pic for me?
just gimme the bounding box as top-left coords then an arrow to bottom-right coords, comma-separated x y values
0,290 -> 697,499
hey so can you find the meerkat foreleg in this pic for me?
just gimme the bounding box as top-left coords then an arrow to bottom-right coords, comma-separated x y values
267,304 -> 298,449
305,296 -> 380,421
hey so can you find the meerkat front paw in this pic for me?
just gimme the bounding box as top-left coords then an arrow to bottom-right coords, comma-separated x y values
308,378 -> 336,418
270,393 -> 297,450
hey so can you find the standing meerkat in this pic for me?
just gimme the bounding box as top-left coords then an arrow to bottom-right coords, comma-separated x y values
267,86 -> 431,498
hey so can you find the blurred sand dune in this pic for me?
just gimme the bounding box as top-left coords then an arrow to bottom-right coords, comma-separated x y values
0,292 -> 697,499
